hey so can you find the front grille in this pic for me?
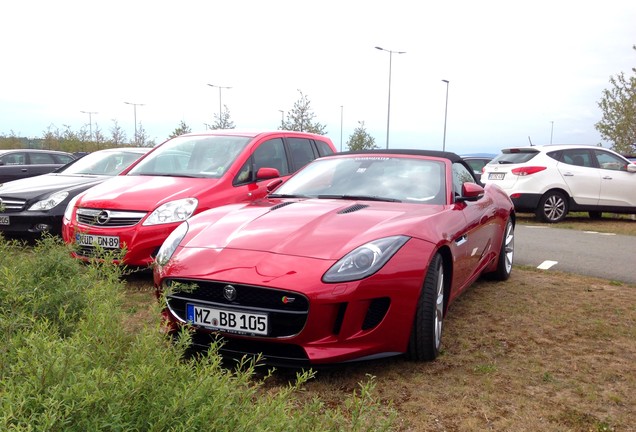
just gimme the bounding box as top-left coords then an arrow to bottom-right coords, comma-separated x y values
166,279 -> 309,338
0,197 -> 27,212
76,208 -> 146,227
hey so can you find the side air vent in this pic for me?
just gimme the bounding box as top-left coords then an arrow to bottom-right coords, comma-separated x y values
338,204 -> 369,214
270,201 -> 295,211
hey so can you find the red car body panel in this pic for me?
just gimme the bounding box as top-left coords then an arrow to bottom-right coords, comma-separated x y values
153,150 -> 514,365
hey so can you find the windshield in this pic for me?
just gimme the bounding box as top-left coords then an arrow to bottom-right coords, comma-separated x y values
491,149 -> 539,164
127,135 -> 251,178
272,156 -> 446,204
58,149 -> 147,175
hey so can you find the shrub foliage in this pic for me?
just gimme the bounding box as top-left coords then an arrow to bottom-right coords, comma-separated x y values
0,235 -> 394,431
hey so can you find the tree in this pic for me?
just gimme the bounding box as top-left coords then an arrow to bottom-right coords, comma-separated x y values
134,123 -> 155,147
169,120 -> 192,138
595,45 -> 636,155
206,105 -> 235,130
346,121 -> 377,151
109,120 -> 127,146
281,90 -> 327,134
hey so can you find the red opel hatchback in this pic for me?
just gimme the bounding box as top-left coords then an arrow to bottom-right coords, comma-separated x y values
61,130 -> 336,266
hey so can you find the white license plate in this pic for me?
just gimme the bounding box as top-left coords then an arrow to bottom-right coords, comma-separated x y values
75,233 -> 120,249
186,304 -> 268,336
0,216 -> 9,225
488,172 -> 506,180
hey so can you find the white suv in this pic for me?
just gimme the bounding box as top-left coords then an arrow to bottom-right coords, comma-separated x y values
482,145 -> 636,222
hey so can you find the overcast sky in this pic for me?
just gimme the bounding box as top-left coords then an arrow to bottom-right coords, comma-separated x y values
1,0 -> 635,155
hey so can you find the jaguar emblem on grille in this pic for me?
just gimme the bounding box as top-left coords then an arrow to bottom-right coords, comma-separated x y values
96,210 -> 111,225
223,285 -> 237,301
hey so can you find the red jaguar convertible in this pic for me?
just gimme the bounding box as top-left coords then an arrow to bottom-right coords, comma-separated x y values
154,149 -> 515,366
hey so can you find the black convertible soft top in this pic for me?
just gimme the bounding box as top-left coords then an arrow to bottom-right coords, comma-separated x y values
336,148 -> 464,163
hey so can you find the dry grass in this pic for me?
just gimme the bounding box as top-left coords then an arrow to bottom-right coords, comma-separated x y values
517,212 -> 636,236
124,268 -> 635,432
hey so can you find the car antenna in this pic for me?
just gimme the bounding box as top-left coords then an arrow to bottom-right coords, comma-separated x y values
527,136 -> 534,146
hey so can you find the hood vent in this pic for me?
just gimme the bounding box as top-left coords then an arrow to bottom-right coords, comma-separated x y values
338,203 -> 369,214
270,201 -> 295,211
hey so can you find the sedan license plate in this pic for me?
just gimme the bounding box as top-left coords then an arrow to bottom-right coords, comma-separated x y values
488,172 -> 506,180
75,233 -> 120,249
186,304 -> 268,336
0,216 -> 9,226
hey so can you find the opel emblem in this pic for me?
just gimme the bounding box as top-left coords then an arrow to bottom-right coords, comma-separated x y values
96,210 -> 111,225
223,285 -> 237,301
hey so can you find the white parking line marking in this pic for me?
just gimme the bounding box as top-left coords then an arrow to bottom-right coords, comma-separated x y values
537,260 -> 558,270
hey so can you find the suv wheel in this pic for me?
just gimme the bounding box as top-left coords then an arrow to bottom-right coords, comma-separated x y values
536,191 -> 568,223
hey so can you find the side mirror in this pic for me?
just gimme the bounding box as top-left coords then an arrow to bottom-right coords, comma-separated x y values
456,182 -> 484,202
256,167 -> 280,180
627,164 -> 636,173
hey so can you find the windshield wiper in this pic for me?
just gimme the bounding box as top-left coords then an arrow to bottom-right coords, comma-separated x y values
317,194 -> 402,203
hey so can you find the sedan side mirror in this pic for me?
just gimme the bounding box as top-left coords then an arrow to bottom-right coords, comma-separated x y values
256,167 -> 280,180
456,182 -> 484,203
627,164 -> 636,173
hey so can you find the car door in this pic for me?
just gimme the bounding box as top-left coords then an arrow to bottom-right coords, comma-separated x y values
556,149 -> 600,205
0,152 -> 28,183
593,149 -> 636,207
233,137 -> 291,200
450,162 -> 497,288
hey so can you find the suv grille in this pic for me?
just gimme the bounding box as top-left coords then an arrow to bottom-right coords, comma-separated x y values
0,197 -> 27,212
76,208 -> 146,227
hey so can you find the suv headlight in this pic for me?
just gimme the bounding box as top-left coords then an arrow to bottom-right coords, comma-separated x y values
155,221 -> 189,266
143,198 -> 198,226
322,235 -> 410,283
28,191 -> 69,211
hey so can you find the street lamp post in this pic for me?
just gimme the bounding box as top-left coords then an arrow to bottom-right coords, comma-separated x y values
124,102 -> 144,144
279,110 -> 285,128
550,121 -> 554,144
442,80 -> 450,152
375,46 -> 406,149
80,110 -> 97,141
340,105 -> 344,151
207,83 -> 232,125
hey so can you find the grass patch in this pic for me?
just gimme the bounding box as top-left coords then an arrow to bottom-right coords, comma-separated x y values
0,235 -> 395,431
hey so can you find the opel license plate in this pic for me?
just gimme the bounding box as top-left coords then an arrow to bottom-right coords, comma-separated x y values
186,304 -> 268,336
75,233 -> 120,249
488,172 -> 506,180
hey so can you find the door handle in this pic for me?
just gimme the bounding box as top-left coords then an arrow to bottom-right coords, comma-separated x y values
563,172 -> 574,176
602,176 -> 613,180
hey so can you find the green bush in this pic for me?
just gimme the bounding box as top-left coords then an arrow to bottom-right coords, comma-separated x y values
0,235 -> 395,431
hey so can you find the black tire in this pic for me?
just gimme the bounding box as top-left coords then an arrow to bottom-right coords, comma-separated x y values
589,211 -> 603,220
485,218 -> 514,281
407,253 -> 445,361
535,191 -> 568,223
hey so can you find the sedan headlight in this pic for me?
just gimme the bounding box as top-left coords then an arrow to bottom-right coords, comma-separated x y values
28,191 -> 69,211
322,235 -> 410,283
143,198 -> 198,226
155,221 -> 189,266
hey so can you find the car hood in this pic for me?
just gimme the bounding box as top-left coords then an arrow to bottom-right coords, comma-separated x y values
77,175 -> 219,210
182,199 -> 443,260
0,173 -> 106,199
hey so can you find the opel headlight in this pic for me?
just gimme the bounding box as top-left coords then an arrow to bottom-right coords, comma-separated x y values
29,191 -> 69,211
322,235 -> 410,283
155,221 -> 189,266
143,198 -> 198,226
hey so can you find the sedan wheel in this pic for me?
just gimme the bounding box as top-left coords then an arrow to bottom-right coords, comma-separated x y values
536,191 -> 568,223
407,253 -> 444,361
485,218 -> 514,281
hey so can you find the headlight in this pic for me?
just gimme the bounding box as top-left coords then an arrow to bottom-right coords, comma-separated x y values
155,221 -> 189,266
28,191 -> 69,211
322,235 -> 410,283
63,194 -> 81,221
143,198 -> 198,226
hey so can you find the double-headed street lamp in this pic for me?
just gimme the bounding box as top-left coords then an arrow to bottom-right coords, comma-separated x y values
375,46 -> 406,149
80,110 -> 98,141
442,80 -> 450,152
207,83 -> 232,123
124,102 -> 144,144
